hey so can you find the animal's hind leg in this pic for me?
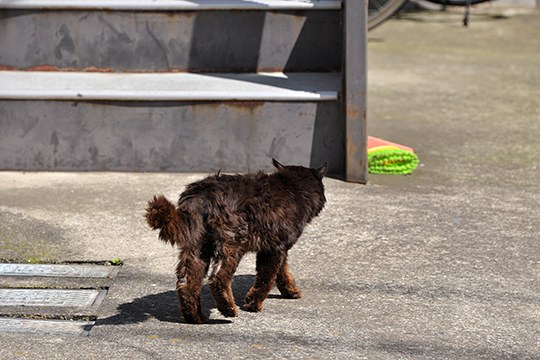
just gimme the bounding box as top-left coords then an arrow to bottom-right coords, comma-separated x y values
276,257 -> 303,299
176,253 -> 207,324
242,251 -> 285,312
208,247 -> 244,318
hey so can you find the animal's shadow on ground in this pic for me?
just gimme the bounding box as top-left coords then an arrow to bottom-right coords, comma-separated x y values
98,275 -> 258,325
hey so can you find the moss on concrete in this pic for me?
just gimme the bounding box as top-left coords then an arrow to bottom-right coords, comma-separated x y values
0,212 -> 68,263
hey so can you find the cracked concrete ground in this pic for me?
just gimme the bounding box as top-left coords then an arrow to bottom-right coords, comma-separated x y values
0,6 -> 539,360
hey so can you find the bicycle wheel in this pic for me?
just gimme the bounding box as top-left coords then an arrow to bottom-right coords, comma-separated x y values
368,0 -> 409,31
423,0 -> 491,5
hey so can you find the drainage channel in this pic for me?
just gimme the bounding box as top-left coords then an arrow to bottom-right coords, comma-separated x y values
0,263 -> 120,278
0,317 -> 95,336
0,262 -> 120,336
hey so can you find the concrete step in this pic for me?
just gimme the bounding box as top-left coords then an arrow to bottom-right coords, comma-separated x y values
0,1 -> 342,72
0,71 -> 339,101
0,0 -> 342,10
0,71 -> 343,173
0,0 -> 367,181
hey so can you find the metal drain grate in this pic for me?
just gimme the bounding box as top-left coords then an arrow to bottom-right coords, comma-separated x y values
0,263 -> 118,278
0,289 -> 106,308
0,262 -> 118,336
0,317 -> 94,336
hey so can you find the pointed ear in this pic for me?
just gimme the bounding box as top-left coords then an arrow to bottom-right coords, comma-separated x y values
272,158 -> 285,170
316,162 -> 328,178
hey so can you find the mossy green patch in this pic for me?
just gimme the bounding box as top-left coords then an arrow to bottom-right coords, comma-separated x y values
0,212 -> 70,263
109,258 -> 124,266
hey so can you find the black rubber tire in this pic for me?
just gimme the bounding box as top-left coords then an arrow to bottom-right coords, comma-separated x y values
423,0 -> 491,5
368,0 -> 409,31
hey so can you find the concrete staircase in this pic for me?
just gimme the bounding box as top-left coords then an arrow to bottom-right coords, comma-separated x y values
0,0 -> 367,182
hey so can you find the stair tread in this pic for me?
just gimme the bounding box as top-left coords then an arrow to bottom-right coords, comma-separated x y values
0,71 -> 339,101
0,0 -> 341,10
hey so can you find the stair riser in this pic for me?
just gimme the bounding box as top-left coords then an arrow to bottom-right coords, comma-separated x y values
0,10 -> 341,72
0,101 -> 344,173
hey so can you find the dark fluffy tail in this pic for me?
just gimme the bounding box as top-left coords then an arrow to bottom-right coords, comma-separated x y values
146,195 -> 186,247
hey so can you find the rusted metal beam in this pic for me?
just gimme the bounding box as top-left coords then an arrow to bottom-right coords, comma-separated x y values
343,0 -> 368,183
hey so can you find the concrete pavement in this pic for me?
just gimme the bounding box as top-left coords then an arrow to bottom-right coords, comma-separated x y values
1,6 -> 539,359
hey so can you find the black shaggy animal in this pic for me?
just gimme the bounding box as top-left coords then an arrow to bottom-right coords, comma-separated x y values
146,159 -> 327,324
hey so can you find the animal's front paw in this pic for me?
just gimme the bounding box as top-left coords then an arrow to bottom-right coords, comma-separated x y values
280,287 -> 303,299
184,314 -> 207,324
182,310 -> 208,324
218,304 -> 239,318
241,301 -> 263,313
